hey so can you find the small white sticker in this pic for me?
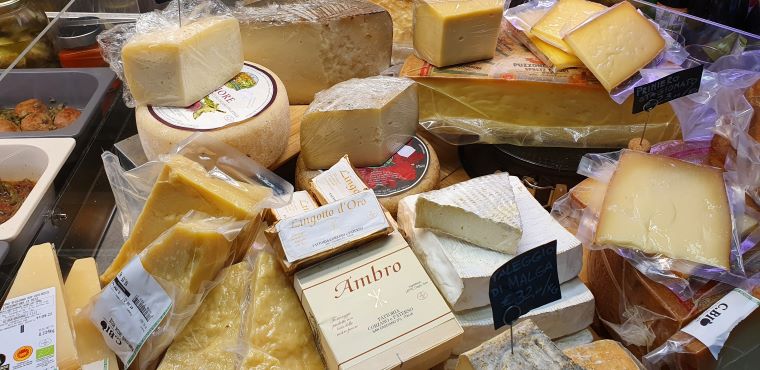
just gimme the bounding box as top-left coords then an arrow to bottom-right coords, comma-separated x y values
90,257 -> 173,368
0,287 -> 57,369
397,145 -> 415,158
682,288 -> 760,359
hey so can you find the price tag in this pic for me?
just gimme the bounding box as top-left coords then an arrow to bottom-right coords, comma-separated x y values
632,65 -> 703,114
489,240 -> 561,330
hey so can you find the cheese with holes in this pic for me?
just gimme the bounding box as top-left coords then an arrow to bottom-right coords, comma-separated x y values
64,258 -> 118,370
398,176 -> 582,311
136,63 -> 289,166
594,151 -> 732,269
531,0 -> 606,54
400,33 -> 680,148
100,155 -> 272,284
370,0 -> 413,45
235,0 -> 392,104
5,243 -> 79,370
454,278 -> 595,354
122,17 -> 243,107
564,2 -> 665,91
415,173 -> 522,254
309,155 -> 369,204
300,76 -> 417,169
564,340 -> 644,369
413,0 -> 504,67
266,190 -> 319,223
456,319 -> 581,370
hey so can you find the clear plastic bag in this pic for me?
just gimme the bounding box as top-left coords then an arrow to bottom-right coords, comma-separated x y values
97,0 -> 237,107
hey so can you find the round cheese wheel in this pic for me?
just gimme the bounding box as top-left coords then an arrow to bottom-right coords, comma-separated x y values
296,136 -> 440,215
136,62 -> 290,167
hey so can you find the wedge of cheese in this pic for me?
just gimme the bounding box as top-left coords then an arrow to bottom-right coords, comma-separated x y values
369,0 -> 413,45
456,319 -> 581,370
594,151 -> 733,270
64,258 -> 118,370
101,155 -> 272,284
122,16 -> 243,107
415,173 -> 522,254
454,278 -> 595,354
564,340 -> 644,369
398,176 -> 582,311
564,2 -> 665,91
300,76 -> 417,169
5,244 -> 79,370
531,0 -> 606,53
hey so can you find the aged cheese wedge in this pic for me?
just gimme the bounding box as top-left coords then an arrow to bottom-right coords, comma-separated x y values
505,8 -> 583,71
564,340 -> 644,369
64,258 -> 118,370
398,176 -> 582,311
101,155 -> 272,284
6,243 -> 79,370
369,0 -> 414,45
531,0 -> 606,53
413,0 -> 504,67
300,76 -> 417,169
564,1 -> 665,91
594,151 -> 733,270
245,251 -> 325,369
236,0 -> 392,104
122,16 -> 243,107
454,278 -> 595,354
456,319 -> 582,370
415,173 -> 522,254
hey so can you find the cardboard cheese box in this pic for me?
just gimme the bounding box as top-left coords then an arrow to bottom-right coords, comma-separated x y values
294,231 -> 463,370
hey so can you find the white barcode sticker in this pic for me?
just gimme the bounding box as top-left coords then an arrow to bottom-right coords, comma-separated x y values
0,287 -> 57,369
90,257 -> 172,367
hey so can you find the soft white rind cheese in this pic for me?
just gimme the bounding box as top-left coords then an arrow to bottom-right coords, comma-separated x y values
398,176 -> 582,311
122,17 -> 243,107
415,173 -> 522,254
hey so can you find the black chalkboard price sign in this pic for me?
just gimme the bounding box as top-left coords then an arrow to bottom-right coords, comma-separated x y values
632,65 -> 704,114
489,240 -> 561,330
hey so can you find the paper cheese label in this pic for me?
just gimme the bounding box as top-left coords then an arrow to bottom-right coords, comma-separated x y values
682,288 -> 760,359
310,156 -> 369,204
148,63 -> 277,131
90,258 -> 173,367
0,287 -> 57,370
356,137 -> 431,197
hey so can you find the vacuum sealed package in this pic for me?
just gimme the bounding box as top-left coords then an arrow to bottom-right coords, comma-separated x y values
98,0 -> 242,107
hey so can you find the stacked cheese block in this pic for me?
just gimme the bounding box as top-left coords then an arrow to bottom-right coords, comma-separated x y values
397,172 -> 595,362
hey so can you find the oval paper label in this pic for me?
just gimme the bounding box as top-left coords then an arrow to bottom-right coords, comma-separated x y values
148,63 -> 277,131
356,136 -> 430,198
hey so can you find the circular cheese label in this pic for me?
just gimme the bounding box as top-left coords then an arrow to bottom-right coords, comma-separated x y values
356,136 -> 430,198
148,63 -> 277,131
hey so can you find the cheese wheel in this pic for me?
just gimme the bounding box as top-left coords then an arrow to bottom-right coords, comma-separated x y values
296,136 -> 440,214
136,62 -> 290,167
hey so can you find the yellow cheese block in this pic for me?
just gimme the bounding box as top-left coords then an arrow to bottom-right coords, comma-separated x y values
564,340 -> 644,369
370,0 -> 414,45
531,0 -> 606,53
530,33 -> 584,70
7,244 -> 79,370
595,151 -> 733,269
64,258 -> 118,370
100,155 -> 272,284
245,251 -> 325,369
564,2 -> 665,91
413,0 -> 504,67
157,262 -> 251,370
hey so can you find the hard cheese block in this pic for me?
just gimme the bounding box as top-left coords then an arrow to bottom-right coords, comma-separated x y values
413,0 -> 504,67
236,0 -> 392,104
564,1 -> 665,91
300,76 -> 417,169
64,258 -> 118,370
564,340 -> 644,370
504,14 -> 583,71
397,176 -> 582,311
415,173 -> 522,254
456,319 -> 582,370
531,0 -> 606,53
122,16 -> 243,107
100,155 -> 272,284
454,278 -> 595,354
136,63 -> 290,166
400,32 -> 680,148
6,243 -> 79,370
594,150 -> 733,270
369,0 -> 414,45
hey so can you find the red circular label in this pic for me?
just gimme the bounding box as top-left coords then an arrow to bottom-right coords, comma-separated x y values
356,137 -> 430,197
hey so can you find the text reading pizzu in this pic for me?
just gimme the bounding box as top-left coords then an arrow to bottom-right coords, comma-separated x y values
334,261 -> 402,298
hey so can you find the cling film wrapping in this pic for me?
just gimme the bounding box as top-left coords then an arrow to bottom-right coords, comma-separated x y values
400,28 -> 681,147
